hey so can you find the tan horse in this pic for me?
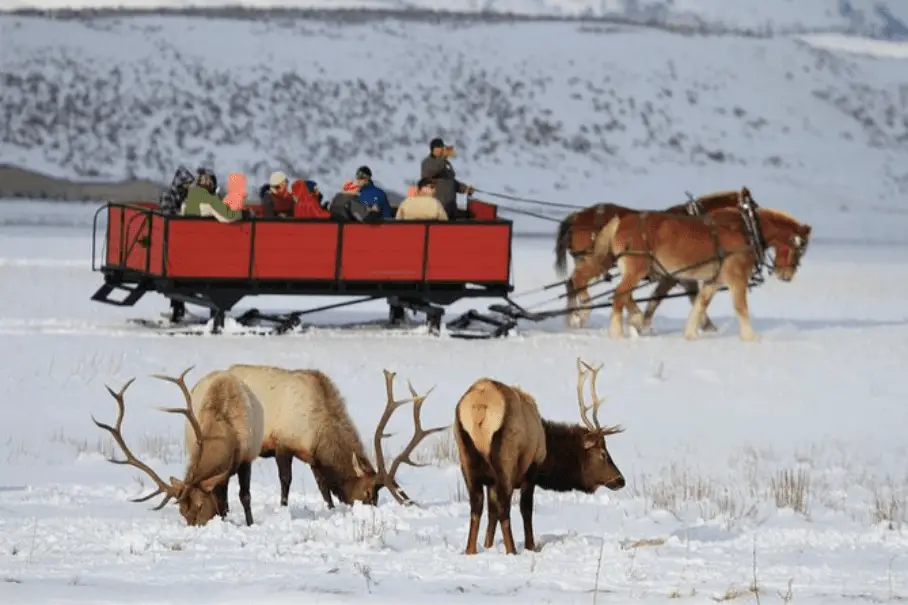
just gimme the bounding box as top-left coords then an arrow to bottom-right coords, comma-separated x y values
589,206 -> 811,341
556,188 -> 757,331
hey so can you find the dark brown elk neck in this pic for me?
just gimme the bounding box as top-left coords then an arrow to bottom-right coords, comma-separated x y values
535,421 -> 596,494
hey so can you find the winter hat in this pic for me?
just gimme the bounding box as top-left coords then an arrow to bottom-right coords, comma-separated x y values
305,179 -> 317,193
355,165 -> 372,180
269,171 -> 289,188
430,137 -> 445,150
342,180 -> 361,193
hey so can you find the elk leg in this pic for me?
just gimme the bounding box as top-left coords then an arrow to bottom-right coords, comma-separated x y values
495,484 -> 518,555
520,476 -> 538,552
214,481 -> 229,517
483,485 -> 498,549
312,466 -> 335,510
276,448 -> 293,507
728,277 -> 759,341
464,476 -> 485,555
237,461 -> 254,526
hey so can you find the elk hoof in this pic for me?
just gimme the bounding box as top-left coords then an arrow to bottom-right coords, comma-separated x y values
683,329 -> 699,341
567,314 -> 583,329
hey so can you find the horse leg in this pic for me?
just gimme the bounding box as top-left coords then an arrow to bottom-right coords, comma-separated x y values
728,276 -> 759,341
683,282 -> 720,340
641,276 -> 677,332
610,258 -> 647,339
567,257 -> 597,329
683,281 -> 718,332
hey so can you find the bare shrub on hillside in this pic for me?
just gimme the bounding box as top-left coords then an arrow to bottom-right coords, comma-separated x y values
769,469 -> 811,515
871,481 -> 907,529
411,428 -> 458,466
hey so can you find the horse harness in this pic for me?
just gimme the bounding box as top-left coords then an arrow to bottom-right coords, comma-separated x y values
617,191 -> 769,286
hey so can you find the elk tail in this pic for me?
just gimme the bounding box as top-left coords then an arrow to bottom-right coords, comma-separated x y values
554,211 -> 575,277
456,382 -> 506,460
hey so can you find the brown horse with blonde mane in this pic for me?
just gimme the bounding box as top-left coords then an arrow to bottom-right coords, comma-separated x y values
588,205 -> 811,341
555,188 -> 758,331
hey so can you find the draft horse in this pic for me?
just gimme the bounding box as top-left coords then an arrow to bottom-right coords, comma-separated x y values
589,205 -> 812,341
554,188 -> 759,331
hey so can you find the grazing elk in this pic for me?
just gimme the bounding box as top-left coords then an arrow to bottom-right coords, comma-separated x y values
224,364 -> 447,509
92,366 -> 265,526
455,359 -> 626,555
555,188 -> 756,332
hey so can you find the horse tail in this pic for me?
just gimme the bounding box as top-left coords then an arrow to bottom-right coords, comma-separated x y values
591,215 -> 621,272
554,212 -> 575,277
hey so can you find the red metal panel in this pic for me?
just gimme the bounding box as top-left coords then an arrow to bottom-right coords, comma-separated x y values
105,205 -> 123,267
122,207 -> 151,273
252,222 -> 339,280
425,224 -> 511,282
340,223 -> 426,281
147,215 -> 166,275
468,199 -> 498,220
166,220 -> 253,279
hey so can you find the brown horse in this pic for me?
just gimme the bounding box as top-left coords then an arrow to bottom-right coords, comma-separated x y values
556,188 -> 757,331
589,206 -> 811,341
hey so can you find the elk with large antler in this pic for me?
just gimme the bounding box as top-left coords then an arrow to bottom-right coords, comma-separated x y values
91,367 -> 265,526
454,358 -> 626,555
223,364 -> 446,509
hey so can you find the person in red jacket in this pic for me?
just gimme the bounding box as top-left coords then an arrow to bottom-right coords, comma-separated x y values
291,179 -> 330,218
261,171 -> 297,217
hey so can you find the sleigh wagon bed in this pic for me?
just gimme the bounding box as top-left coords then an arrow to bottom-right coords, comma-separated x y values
90,200 -> 514,336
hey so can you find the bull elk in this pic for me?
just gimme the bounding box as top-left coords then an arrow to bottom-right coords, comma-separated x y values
224,364 -> 447,509
91,367 -> 265,526
454,359 -> 626,555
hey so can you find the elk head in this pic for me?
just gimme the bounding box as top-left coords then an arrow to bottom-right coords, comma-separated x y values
91,367 -> 228,526
574,358 -> 626,491
355,369 -> 449,506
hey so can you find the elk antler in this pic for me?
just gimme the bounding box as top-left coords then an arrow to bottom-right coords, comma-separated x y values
373,369 -> 450,506
91,378 -> 180,510
576,358 -> 625,437
151,366 -> 206,488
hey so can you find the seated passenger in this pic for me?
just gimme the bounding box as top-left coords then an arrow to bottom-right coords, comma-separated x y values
290,179 -> 330,218
158,165 -> 195,215
328,180 -> 380,222
354,166 -> 393,219
181,172 -> 244,223
395,178 -> 448,221
196,167 -> 219,196
260,171 -> 296,217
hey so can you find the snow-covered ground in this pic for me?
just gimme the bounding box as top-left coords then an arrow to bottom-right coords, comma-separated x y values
0,200 -> 906,603
2,13 -> 908,245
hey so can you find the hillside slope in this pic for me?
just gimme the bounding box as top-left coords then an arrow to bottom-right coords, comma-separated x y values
1,14 -> 907,238
5,0 -> 908,40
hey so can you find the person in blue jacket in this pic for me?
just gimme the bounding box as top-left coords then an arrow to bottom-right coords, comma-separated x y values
354,165 -> 392,219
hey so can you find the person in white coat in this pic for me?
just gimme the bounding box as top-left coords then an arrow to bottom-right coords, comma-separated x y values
395,178 -> 449,221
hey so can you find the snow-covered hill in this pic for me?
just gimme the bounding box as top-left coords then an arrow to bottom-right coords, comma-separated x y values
1,13 -> 908,239
5,0 -> 908,40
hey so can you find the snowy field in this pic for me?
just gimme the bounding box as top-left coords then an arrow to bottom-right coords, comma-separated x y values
0,200 -> 906,604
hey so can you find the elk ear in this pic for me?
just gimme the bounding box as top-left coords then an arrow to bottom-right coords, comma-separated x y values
798,224 -> 812,239
170,477 -> 186,492
351,453 -> 368,478
582,433 -> 601,450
